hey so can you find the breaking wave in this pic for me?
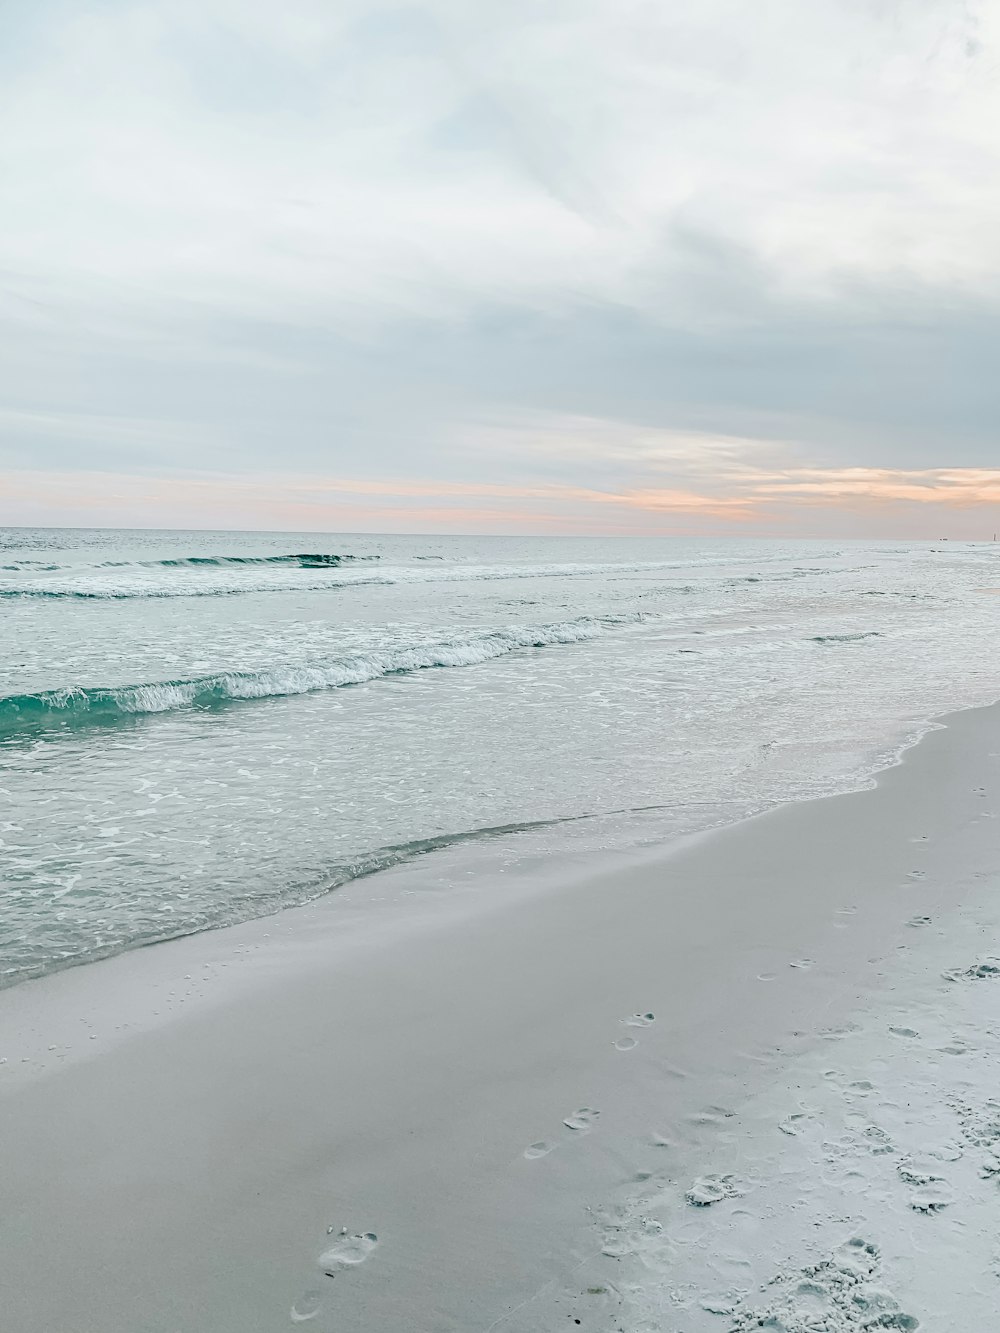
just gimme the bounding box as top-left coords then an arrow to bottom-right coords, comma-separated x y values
0,612 -> 648,739
0,558 -> 746,600
139,552 -> 377,568
810,632 -> 883,644
1,551 -> 377,573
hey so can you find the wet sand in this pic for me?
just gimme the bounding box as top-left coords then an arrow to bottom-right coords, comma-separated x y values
3,704 -> 1000,1330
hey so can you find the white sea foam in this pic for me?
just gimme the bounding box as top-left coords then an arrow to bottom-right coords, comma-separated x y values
0,613 -> 647,733
0,555 -> 835,599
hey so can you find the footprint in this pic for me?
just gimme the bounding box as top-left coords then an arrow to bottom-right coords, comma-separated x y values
563,1107 -> 601,1132
849,1289 -> 919,1327
614,1036 -> 638,1051
789,958 -> 813,970
837,1237 -> 881,1275
318,1231 -> 379,1274
699,1295 -> 737,1316
842,1112 -> 894,1156
949,1095 -> 1000,1177
907,915 -> 932,927
944,961 -> 1000,982
524,1140 -> 557,1160
897,1156 -> 945,1186
727,1237 -> 917,1331
889,1026 -> 919,1038
621,1012 -> 655,1027
685,1174 -> 743,1206
909,1181 -> 955,1213
290,1291 -> 323,1323
926,1141 -> 964,1163
778,1112 -> 810,1137
599,1212 -> 663,1259
863,1124 -> 894,1155
688,1104 -> 737,1127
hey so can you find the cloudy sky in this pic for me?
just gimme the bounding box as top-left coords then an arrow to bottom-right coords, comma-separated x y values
2,0 -> 1000,535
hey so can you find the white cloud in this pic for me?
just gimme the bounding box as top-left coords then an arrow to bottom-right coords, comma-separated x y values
446,410 -> 794,485
3,0 -> 1000,329
3,0 -> 1000,519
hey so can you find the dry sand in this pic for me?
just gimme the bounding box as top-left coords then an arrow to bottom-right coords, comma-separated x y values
3,705 -> 1000,1330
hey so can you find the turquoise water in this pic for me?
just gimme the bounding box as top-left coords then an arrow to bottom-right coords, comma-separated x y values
3,528 -> 999,984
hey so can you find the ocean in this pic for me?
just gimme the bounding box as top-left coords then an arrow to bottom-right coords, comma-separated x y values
2,527 -> 998,986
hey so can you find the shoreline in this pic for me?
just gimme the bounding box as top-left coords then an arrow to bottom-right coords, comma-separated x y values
4,701 -> 1000,1329
1,689 -> 966,996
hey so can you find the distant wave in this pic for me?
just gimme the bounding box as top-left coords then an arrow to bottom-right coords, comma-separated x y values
0,579 -> 393,600
0,613 -> 648,739
1,552 -> 378,573
810,632 -> 883,644
0,556 -> 850,601
725,566 -> 865,588
140,552 -> 379,568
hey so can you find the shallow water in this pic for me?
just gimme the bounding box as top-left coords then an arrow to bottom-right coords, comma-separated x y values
2,528 -> 999,983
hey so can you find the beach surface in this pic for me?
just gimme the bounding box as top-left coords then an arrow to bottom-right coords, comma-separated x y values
3,704 -> 1000,1331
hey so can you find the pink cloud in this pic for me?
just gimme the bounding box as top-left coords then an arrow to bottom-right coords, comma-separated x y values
5,465 -> 1000,535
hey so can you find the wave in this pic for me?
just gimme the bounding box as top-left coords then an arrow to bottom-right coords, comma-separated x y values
0,613 -> 647,739
810,632 -> 883,644
142,552 -> 379,568
0,560 -> 62,571
1,552 -> 379,573
0,580 -> 393,600
0,557 -> 840,601
726,566 -> 864,588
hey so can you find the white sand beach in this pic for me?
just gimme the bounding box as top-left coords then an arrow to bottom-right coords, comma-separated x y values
4,703 -> 1000,1331
8,1 -> 1000,1326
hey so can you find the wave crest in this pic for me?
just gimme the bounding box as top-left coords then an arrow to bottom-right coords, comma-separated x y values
0,556 -> 812,600
810,632 -> 882,644
2,551 -> 378,574
0,613 -> 647,739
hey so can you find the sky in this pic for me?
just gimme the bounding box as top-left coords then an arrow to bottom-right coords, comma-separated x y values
2,0 -> 1000,536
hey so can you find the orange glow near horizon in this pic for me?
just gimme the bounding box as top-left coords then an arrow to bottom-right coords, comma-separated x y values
4,465 -> 1000,534
744,468 -> 1000,507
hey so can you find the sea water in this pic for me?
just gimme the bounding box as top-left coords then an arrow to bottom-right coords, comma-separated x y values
2,528 -> 999,984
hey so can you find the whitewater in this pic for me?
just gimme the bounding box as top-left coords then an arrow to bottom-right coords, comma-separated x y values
3,526 -> 1000,985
